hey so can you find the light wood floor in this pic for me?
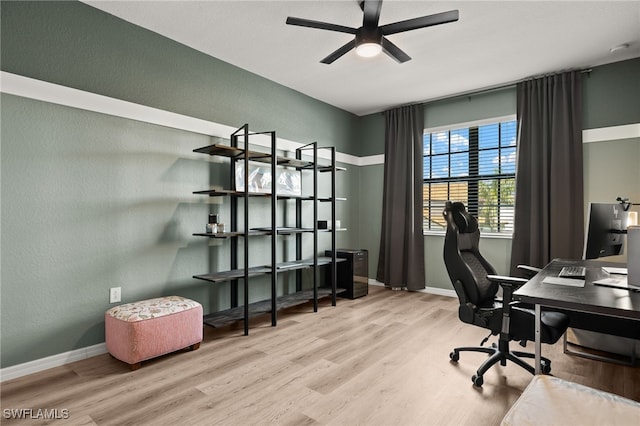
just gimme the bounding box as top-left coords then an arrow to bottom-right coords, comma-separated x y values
2,285 -> 639,425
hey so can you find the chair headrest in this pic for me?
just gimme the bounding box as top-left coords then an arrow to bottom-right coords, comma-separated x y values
445,201 -> 478,234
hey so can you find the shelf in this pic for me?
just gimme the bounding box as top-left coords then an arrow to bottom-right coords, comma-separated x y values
193,143 -> 347,172
202,287 -> 344,328
193,257 -> 345,284
274,256 -> 345,270
277,228 -> 315,235
193,189 -> 324,201
193,230 -> 270,238
318,165 -> 347,172
194,143 -> 314,169
193,189 -> 333,202
192,129 -> 343,335
193,188 -> 270,197
277,194 -> 315,200
193,266 -> 271,283
250,227 -> 315,235
278,157 -> 315,169
318,197 -> 347,202
193,144 -> 271,162
194,227 -> 317,237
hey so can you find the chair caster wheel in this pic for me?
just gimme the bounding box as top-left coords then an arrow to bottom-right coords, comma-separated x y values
472,374 -> 484,387
541,360 -> 552,374
450,351 -> 459,362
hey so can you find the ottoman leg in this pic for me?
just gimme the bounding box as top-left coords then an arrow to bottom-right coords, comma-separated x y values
190,342 -> 201,351
130,362 -> 142,371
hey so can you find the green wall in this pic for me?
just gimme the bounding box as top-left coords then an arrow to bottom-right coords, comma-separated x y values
0,0 -> 359,155
1,1 -> 358,368
1,95 -> 212,361
583,59 -> 640,129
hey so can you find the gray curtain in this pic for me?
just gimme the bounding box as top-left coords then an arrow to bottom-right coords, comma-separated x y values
510,71 -> 584,275
376,105 -> 425,290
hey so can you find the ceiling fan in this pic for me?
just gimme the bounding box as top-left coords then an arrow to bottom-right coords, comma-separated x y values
286,0 -> 459,64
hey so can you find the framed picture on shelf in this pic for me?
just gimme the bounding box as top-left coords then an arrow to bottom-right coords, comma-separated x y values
234,161 -> 301,196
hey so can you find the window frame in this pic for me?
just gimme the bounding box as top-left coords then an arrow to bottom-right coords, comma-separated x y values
422,114 -> 517,237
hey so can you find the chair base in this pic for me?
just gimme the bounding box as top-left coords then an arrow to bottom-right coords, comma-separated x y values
450,341 -> 551,387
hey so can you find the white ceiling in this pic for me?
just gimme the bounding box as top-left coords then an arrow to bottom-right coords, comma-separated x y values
84,1 -> 640,116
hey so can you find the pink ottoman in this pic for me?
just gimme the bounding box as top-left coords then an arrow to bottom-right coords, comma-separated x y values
105,296 -> 203,370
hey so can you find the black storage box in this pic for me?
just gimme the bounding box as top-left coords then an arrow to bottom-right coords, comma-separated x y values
325,249 -> 368,299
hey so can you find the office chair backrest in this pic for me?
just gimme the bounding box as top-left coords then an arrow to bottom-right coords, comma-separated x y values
443,202 -> 499,309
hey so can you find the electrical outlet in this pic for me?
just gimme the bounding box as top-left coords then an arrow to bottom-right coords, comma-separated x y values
109,287 -> 121,304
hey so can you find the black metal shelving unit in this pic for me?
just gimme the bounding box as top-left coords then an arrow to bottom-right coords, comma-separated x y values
192,124 -> 345,335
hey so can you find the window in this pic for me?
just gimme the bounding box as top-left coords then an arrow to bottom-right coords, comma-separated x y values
423,119 -> 517,234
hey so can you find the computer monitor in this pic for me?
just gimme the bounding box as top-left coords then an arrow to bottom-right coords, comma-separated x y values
583,203 -> 628,259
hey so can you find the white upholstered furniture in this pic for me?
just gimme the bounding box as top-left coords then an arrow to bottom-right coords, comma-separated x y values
502,375 -> 640,425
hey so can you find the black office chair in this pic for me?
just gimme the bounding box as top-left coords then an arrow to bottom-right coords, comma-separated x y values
443,201 -> 569,387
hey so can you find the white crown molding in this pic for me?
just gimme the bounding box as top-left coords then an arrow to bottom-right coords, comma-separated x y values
0,72 -> 351,165
357,154 -> 385,166
3,72 -> 636,169
0,71 -> 236,137
583,124 -> 640,143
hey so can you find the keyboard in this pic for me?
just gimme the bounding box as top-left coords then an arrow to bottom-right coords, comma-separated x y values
558,266 -> 586,279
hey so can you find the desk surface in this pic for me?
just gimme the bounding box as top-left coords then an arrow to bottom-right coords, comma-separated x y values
514,258 -> 640,321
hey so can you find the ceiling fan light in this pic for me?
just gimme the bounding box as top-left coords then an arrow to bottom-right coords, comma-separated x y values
356,42 -> 382,58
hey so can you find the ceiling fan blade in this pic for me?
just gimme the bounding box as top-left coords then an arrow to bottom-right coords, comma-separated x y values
321,39 -> 357,64
381,37 -> 411,63
286,17 -> 357,35
380,10 -> 459,35
362,0 -> 382,28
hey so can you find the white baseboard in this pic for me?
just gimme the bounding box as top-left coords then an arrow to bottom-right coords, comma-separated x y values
420,286 -> 457,298
0,343 -> 107,383
369,279 -> 456,298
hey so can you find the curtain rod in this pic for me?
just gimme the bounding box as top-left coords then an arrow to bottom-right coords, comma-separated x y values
425,68 -> 592,105
385,68 -> 592,112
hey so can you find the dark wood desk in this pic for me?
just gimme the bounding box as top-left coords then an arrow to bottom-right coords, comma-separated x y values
513,258 -> 640,374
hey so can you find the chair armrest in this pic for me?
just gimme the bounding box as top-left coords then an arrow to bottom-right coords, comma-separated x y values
517,264 -> 542,278
486,275 -> 528,287
487,275 -> 528,307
